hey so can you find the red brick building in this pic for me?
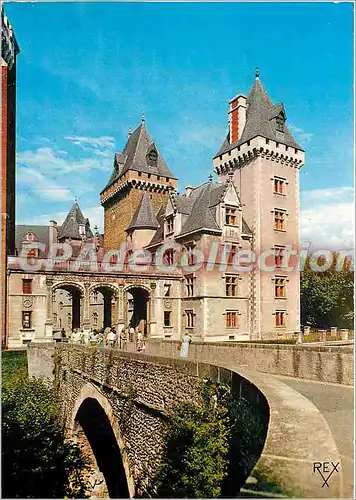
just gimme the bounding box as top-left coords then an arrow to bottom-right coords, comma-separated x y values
1,7 -> 20,346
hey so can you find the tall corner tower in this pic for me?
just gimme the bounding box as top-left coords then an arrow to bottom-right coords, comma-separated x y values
213,70 -> 305,338
1,7 -> 20,347
100,117 -> 178,250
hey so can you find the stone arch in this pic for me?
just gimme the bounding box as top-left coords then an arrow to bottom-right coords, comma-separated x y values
70,382 -> 135,498
89,284 -> 120,329
89,283 -> 120,298
123,284 -> 151,336
52,281 -> 85,331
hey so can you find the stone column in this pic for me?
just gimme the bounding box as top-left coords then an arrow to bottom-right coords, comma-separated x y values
116,285 -> 125,333
330,326 -> 338,338
340,329 -> 349,341
303,326 -> 310,336
82,283 -> 91,331
319,329 -> 327,342
149,283 -> 157,337
45,278 -> 53,338
296,331 -> 303,344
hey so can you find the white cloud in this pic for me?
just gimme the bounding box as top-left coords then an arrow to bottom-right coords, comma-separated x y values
17,146 -> 111,174
65,135 -> 116,151
17,167 -> 73,202
300,187 -> 354,250
289,124 -> 314,145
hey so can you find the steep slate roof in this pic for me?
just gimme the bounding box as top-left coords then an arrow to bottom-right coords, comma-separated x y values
126,191 -> 159,231
215,76 -> 303,158
15,225 -> 50,255
148,205 -> 166,247
177,182 -> 225,237
58,202 -> 93,240
103,122 -> 177,191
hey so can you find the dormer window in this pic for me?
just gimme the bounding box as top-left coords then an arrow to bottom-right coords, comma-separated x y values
78,224 -> 86,237
25,232 -> 35,241
276,114 -> 284,133
146,147 -> 158,167
166,216 -> 174,234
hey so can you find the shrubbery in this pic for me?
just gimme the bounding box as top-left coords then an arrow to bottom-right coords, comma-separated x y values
2,351 -> 88,499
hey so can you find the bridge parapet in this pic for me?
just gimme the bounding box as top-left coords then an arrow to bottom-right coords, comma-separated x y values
27,343 -> 344,498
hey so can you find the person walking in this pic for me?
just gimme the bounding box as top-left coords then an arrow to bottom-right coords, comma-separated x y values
179,332 -> 192,359
120,328 -> 127,349
129,325 -> 135,342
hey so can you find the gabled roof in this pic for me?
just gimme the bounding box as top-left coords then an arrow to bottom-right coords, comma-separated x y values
15,225 -> 50,255
215,75 -> 303,158
126,191 -> 159,232
103,121 -> 177,192
58,201 -> 93,240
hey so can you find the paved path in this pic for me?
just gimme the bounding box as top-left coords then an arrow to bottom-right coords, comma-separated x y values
275,375 -> 354,497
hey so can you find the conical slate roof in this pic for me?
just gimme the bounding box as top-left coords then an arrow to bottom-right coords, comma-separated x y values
215,75 -> 303,157
103,121 -> 177,192
58,201 -> 93,240
126,191 -> 159,232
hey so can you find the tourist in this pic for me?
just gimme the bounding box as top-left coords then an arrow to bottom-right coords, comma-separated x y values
120,328 -> 127,349
129,325 -> 135,342
107,329 -> 117,348
179,332 -> 192,358
61,328 -> 66,339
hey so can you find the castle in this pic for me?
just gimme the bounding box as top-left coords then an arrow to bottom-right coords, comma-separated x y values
6,72 -> 305,348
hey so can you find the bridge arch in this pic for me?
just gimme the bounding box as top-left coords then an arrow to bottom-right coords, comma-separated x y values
70,383 -> 135,498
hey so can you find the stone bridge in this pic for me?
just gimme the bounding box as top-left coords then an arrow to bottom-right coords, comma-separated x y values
27,342 -> 353,498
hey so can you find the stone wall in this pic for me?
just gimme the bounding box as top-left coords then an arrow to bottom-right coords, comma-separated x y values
27,342 -> 55,383
126,339 -> 354,385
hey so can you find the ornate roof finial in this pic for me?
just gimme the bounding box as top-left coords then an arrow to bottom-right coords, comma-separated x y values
141,111 -> 145,124
228,170 -> 234,181
255,67 -> 260,79
128,126 -> 132,137
74,196 -> 78,203
208,174 -> 213,183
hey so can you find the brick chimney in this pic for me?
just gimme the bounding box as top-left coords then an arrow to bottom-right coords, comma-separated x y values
229,94 -> 247,143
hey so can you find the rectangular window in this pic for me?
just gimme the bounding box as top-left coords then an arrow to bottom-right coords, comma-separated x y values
228,245 -> 238,264
93,312 -> 98,326
275,277 -> 287,298
53,313 -> 57,324
274,177 -> 286,194
164,284 -> 171,297
225,275 -> 238,297
164,249 -> 174,265
225,206 -> 237,226
22,279 -> 33,294
275,311 -> 286,327
185,276 -> 194,297
185,244 -> 196,266
22,311 -> 32,329
274,209 -> 286,231
226,311 -> 238,328
185,310 -> 194,328
274,246 -> 286,268
166,216 -> 174,234
164,311 -> 171,327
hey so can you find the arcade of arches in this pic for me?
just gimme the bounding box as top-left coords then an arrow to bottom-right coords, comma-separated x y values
50,279 -> 155,336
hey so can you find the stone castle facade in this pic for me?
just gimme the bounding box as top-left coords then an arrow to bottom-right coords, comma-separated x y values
6,72 -> 305,348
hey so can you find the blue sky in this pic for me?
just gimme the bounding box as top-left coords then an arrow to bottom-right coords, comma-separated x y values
6,2 -> 354,248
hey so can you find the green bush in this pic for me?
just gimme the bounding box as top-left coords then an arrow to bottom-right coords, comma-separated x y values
2,352 -> 88,498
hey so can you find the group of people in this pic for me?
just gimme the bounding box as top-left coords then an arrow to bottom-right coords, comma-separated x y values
63,324 -> 146,351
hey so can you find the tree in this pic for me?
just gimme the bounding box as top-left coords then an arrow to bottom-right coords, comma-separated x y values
152,382 -> 229,498
2,354 -> 88,499
300,252 -> 354,329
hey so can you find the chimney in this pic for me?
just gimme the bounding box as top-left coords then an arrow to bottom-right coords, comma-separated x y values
49,220 -> 58,244
229,94 -> 247,143
185,185 -> 194,197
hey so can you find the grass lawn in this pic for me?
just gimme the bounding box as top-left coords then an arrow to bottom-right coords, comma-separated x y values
2,350 -> 28,382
